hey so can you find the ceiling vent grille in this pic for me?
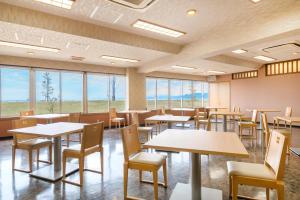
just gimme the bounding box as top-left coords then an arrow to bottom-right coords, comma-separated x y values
108,0 -> 157,10
262,43 -> 300,54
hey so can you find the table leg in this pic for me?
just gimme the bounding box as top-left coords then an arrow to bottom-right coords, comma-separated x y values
168,122 -> 172,129
258,112 -> 263,130
54,137 -> 62,171
191,153 -> 201,200
223,115 -> 227,132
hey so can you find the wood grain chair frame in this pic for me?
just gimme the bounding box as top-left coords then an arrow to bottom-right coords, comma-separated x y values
64,112 -> 82,147
62,122 -> 104,186
121,124 -> 167,200
238,109 -> 258,140
131,112 -> 153,143
109,108 -> 125,129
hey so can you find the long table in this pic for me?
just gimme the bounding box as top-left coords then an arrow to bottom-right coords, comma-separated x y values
23,113 -> 69,123
209,111 -> 242,132
145,115 -> 191,129
171,108 -> 194,128
8,122 -> 86,182
144,129 -> 248,200
247,109 -> 280,130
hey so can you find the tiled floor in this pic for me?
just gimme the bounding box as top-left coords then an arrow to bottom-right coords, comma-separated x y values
0,121 -> 300,200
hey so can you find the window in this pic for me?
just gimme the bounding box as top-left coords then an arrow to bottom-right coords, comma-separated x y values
146,78 -> 156,110
170,79 -> 181,108
61,72 -> 83,113
146,77 -> 209,109
182,80 -> 192,108
156,79 -> 169,109
1,67 -> 30,117
87,74 -> 109,113
109,75 -> 126,111
36,70 -> 60,114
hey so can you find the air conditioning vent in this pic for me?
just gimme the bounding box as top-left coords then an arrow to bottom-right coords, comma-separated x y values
108,0 -> 156,10
263,43 -> 300,54
71,56 -> 85,61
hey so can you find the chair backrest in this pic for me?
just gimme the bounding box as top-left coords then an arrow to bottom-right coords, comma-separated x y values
12,118 -> 38,145
264,130 -> 288,180
69,113 -> 81,123
161,107 -> 166,115
206,115 -> 212,131
131,112 -> 140,126
20,110 -> 34,117
121,124 -> 141,162
81,122 -> 104,151
109,108 -> 117,119
285,106 -> 292,117
251,109 -> 258,123
261,113 -> 270,136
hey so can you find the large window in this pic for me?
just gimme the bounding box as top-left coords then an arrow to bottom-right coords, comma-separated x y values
156,79 -> 169,109
146,77 -> 209,110
1,67 -> 30,117
109,75 -> 126,111
36,70 -> 60,114
87,74 -> 109,113
61,72 -> 83,113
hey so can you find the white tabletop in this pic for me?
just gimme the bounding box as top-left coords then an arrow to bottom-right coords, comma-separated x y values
118,110 -> 150,114
8,122 -> 86,137
144,129 -> 248,157
209,111 -> 243,116
171,108 -> 195,111
246,109 -> 280,113
23,113 -> 69,119
145,115 -> 191,123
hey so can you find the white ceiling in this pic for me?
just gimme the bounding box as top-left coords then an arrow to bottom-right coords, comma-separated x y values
0,0 -> 299,75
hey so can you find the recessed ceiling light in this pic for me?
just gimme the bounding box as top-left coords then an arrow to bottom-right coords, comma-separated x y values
111,62 -> 115,65
40,36 -> 44,44
65,41 -> 70,48
71,56 -> 85,61
89,6 -> 99,18
250,0 -> 261,3
132,20 -> 185,38
0,40 -> 60,52
187,9 -> 197,16
85,45 -> 90,51
207,70 -> 226,74
34,0 -> 75,9
14,32 -> 19,41
27,52 -> 34,55
171,65 -> 195,70
101,55 -> 139,63
254,55 -> 275,62
293,52 -> 299,55
232,49 -> 247,54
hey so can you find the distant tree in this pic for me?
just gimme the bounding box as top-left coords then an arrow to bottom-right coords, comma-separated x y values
42,72 -> 57,113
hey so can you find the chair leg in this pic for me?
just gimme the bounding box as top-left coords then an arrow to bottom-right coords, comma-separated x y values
123,164 -> 128,200
277,183 -> 284,200
62,153 -> 67,180
100,150 -> 104,174
49,144 -> 52,164
266,188 -> 270,200
229,176 -> 232,199
12,147 -> 16,171
37,149 -> 40,168
66,135 -> 70,147
79,133 -> 82,144
79,157 -> 84,186
139,170 -> 142,182
153,170 -> 158,200
28,150 -> 33,173
232,177 -> 238,200
163,161 -> 168,187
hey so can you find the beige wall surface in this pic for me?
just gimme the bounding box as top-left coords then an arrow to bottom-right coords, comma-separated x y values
218,67 -> 300,123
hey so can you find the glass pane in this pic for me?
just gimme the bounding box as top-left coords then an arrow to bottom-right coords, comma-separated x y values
87,74 -> 109,113
61,72 -> 83,113
182,80 -> 192,108
156,79 -> 169,109
36,70 -> 60,114
110,75 -> 126,111
146,78 -> 156,110
203,82 -> 209,107
170,79 -> 181,108
193,81 -> 203,107
1,67 -> 30,117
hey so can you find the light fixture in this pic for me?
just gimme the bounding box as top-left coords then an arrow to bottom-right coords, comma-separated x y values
293,52 -> 299,55
85,45 -> 90,51
40,36 -> 44,44
101,55 -> 139,63
254,55 -> 275,62
232,49 -> 247,54
132,20 -> 185,38
0,40 -> 60,52
171,65 -> 195,70
65,41 -> 70,48
35,0 -> 75,9
207,70 -> 226,74
27,52 -> 34,55
187,9 -> 197,16
250,0 -> 261,3
89,6 -> 99,18
14,32 -> 19,41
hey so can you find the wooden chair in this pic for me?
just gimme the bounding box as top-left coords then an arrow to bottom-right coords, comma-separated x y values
194,109 -> 210,130
227,130 -> 288,200
62,122 -> 104,186
12,118 -> 52,173
65,113 -> 82,147
238,110 -> 258,140
262,113 -> 291,154
230,106 -> 240,121
121,124 -> 168,200
273,106 -> 292,128
109,108 -> 125,129
131,112 -> 153,143
20,110 -> 34,117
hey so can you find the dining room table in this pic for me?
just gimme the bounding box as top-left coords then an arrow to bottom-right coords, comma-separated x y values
145,115 -> 191,129
143,129 -> 248,200
246,109 -> 280,130
205,106 -> 228,123
171,108 -> 195,128
8,122 -> 86,182
209,111 -> 243,132
22,113 -> 69,124
118,110 -> 150,125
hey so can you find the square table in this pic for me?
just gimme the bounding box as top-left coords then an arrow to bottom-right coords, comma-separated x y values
23,113 -> 69,123
8,122 -> 86,182
119,110 -> 150,125
171,108 -> 195,128
145,115 -> 191,129
209,111 -> 243,132
246,109 -> 280,130
205,106 -> 228,123
144,129 -> 248,200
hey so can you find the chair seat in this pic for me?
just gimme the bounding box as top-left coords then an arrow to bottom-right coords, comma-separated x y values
238,121 -> 256,126
112,118 -> 125,122
198,119 -> 209,123
138,127 -> 153,132
17,138 -> 52,149
227,161 -> 276,180
239,116 -> 251,121
129,152 -> 167,166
